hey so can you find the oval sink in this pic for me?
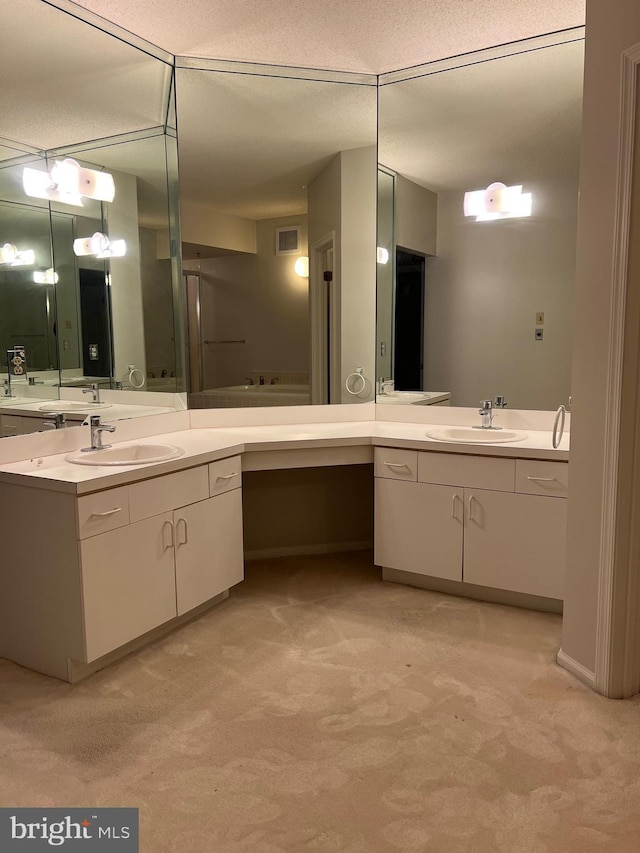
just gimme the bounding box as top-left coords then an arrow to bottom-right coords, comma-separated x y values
66,443 -> 185,466
425,426 -> 528,444
39,401 -> 111,412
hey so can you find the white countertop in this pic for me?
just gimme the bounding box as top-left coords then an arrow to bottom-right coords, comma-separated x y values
0,399 -> 176,421
0,419 -> 569,496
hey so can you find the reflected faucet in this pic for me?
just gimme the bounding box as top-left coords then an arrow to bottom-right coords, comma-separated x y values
41,413 -> 66,430
82,382 -> 101,404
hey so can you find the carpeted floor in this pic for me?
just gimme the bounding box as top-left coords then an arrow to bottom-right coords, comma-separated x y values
1,551 -> 639,852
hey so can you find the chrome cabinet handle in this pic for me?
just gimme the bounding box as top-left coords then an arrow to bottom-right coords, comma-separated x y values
162,520 -> 174,551
526,476 -> 559,483
216,472 -> 238,481
451,493 -> 462,520
552,405 -> 566,449
468,494 -> 478,522
90,507 -> 122,518
176,517 -> 188,546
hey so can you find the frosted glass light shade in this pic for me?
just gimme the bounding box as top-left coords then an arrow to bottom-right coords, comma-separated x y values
464,182 -> 532,221
294,256 -> 309,277
33,268 -> 59,284
73,232 -> 126,259
0,242 -> 35,266
377,247 -> 389,264
23,158 -> 115,206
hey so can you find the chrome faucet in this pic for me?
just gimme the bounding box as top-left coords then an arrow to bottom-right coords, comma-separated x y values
494,395 -> 508,408
244,377 -> 255,386
28,376 -> 45,386
82,382 -> 101,404
2,380 -> 12,398
379,378 -> 395,395
82,415 -> 116,451
476,399 -> 498,430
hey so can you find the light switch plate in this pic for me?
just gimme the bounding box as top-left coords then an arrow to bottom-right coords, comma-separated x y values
536,312 -> 544,325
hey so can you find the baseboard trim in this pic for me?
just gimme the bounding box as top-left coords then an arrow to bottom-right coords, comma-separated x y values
244,540 -> 373,561
556,648 -> 596,690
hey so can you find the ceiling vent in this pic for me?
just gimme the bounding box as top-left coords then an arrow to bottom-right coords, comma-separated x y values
275,225 -> 301,255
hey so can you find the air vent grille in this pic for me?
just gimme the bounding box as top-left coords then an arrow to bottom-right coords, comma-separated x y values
275,226 -> 301,255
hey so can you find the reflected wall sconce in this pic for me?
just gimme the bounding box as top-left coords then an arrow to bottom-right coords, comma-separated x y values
33,268 -> 59,284
377,247 -> 389,264
463,182 -> 532,221
73,232 -> 126,259
294,256 -> 309,277
23,158 -> 115,207
0,242 -> 35,266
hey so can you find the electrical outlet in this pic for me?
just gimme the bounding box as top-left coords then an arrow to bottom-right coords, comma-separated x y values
535,328 -> 544,341
536,312 -> 544,325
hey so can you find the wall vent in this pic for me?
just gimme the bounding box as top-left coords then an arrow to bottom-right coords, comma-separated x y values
275,225 -> 301,255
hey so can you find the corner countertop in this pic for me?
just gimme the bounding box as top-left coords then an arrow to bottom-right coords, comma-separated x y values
0,419 -> 569,496
0,399 -> 177,421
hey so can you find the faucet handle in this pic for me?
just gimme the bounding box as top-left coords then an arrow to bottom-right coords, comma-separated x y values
480,399 -> 492,410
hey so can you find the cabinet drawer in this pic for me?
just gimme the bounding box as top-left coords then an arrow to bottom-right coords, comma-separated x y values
515,460 -> 568,498
209,455 -> 242,496
129,465 -> 209,522
77,486 -> 130,539
374,448 -> 418,481
418,452 -> 515,492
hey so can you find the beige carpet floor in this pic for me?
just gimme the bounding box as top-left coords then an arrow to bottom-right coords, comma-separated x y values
1,551 -> 639,852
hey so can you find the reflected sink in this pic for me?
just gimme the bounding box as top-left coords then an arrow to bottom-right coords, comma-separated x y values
425,426 -> 528,444
65,443 -> 185,466
39,401 -> 111,412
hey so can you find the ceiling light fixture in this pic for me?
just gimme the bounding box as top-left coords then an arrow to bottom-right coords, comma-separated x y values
464,182 -> 532,221
377,247 -> 389,264
23,158 -> 115,207
73,232 -> 126,259
0,243 -> 35,266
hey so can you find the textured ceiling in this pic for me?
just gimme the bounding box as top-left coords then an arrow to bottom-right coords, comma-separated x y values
66,0 -> 585,74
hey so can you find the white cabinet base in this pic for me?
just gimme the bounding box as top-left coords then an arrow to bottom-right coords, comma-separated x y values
67,590 -> 230,683
381,567 -> 563,614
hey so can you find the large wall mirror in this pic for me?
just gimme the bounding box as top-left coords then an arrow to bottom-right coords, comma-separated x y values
175,62 -> 377,409
377,31 -> 584,410
0,0 -> 183,437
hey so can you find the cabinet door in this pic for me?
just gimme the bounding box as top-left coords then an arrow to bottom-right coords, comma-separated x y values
174,489 -> 244,616
375,478 -> 463,581
463,489 -> 566,599
80,512 -> 177,661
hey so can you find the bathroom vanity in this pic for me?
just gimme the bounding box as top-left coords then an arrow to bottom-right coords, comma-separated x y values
0,409 -> 569,681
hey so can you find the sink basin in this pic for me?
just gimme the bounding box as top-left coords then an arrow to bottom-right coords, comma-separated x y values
425,426 -> 528,444
65,443 -> 185,466
39,401 -> 111,412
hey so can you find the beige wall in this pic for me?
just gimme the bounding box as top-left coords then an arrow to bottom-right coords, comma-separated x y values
107,170 -> 146,383
139,227 -> 175,379
424,178 -> 577,408
562,0 -> 640,679
340,146 -> 377,403
395,174 -> 437,256
181,201 -> 257,255
242,465 -> 373,557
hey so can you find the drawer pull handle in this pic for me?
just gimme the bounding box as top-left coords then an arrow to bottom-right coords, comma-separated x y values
162,520 -> 174,550
216,473 -> 238,481
90,507 -> 122,518
384,462 -> 409,470
526,476 -> 559,483
177,517 -> 188,546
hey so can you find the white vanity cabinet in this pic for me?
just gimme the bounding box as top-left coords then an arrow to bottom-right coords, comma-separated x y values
374,448 -> 568,602
79,457 -> 243,662
0,455 -> 243,680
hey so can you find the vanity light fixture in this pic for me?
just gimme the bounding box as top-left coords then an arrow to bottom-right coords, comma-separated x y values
33,268 -> 59,284
23,158 -> 115,207
377,247 -> 389,264
463,182 -> 532,221
294,256 -> 309,277
0,242 -> 35,266
73,232 -> 126,259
